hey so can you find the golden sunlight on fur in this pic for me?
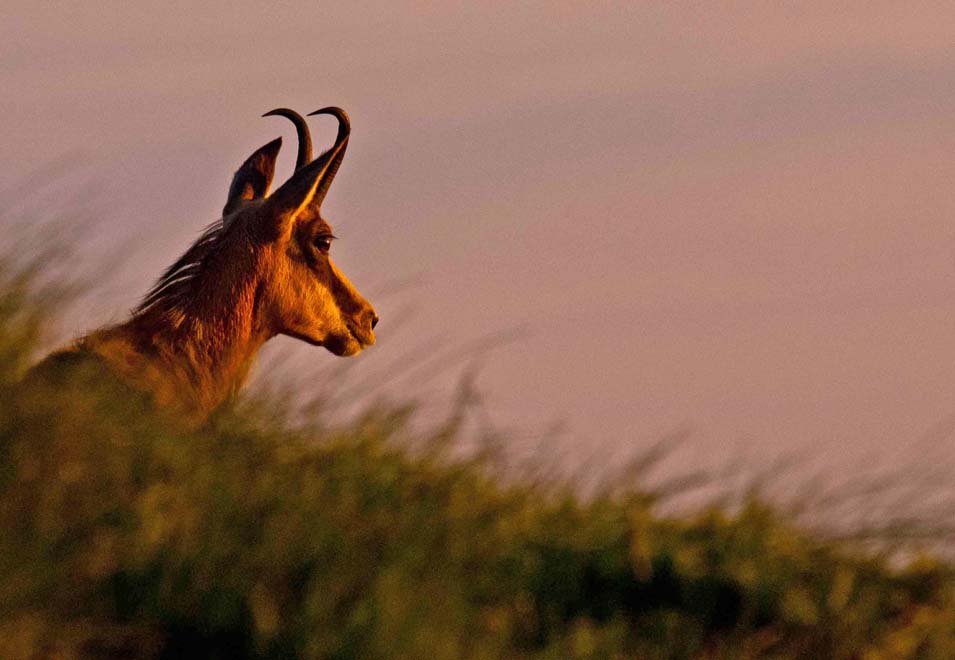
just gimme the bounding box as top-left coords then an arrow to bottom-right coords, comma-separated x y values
30,107 -> 377,424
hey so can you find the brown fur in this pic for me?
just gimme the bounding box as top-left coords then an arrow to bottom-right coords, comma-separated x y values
33,109 -> 377,425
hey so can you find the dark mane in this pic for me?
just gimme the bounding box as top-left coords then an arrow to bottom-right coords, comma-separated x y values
136,217 -> 231,316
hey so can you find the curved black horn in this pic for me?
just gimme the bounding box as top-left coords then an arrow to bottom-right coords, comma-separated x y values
306,106 -> 351,208
263,108 -> 312,171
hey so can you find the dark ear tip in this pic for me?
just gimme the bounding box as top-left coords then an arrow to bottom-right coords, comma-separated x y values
248,137 -> 282,164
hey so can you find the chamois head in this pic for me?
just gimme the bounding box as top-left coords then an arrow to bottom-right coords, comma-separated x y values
140,107 -> 378,359
246,107 -> 378,355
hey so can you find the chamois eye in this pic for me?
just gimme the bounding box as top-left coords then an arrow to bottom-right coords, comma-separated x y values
314,235 -> 333,254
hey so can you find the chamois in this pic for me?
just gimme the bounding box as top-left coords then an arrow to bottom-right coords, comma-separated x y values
26,107 -> 378,425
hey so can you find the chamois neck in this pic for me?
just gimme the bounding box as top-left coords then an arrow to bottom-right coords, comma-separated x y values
87,272 -> 271,423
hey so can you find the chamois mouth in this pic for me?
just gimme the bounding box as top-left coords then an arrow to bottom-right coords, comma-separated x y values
286,325 -> 371,357
318,325 -> 370,357
280,329 -> 348,353
346,322 -> 375,349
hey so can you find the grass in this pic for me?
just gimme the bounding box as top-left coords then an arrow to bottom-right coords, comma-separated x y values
2,245 -> 955,659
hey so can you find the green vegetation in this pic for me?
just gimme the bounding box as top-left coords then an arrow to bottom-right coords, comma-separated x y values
2,256 -> 955,659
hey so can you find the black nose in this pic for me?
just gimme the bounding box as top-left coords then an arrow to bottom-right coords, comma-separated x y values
370,312 -> 379,329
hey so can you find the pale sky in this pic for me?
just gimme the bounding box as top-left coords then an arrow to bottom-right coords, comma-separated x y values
4,3 -> 955,476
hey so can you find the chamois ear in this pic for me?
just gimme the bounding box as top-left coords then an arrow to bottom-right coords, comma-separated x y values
223,137 -> 282,216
